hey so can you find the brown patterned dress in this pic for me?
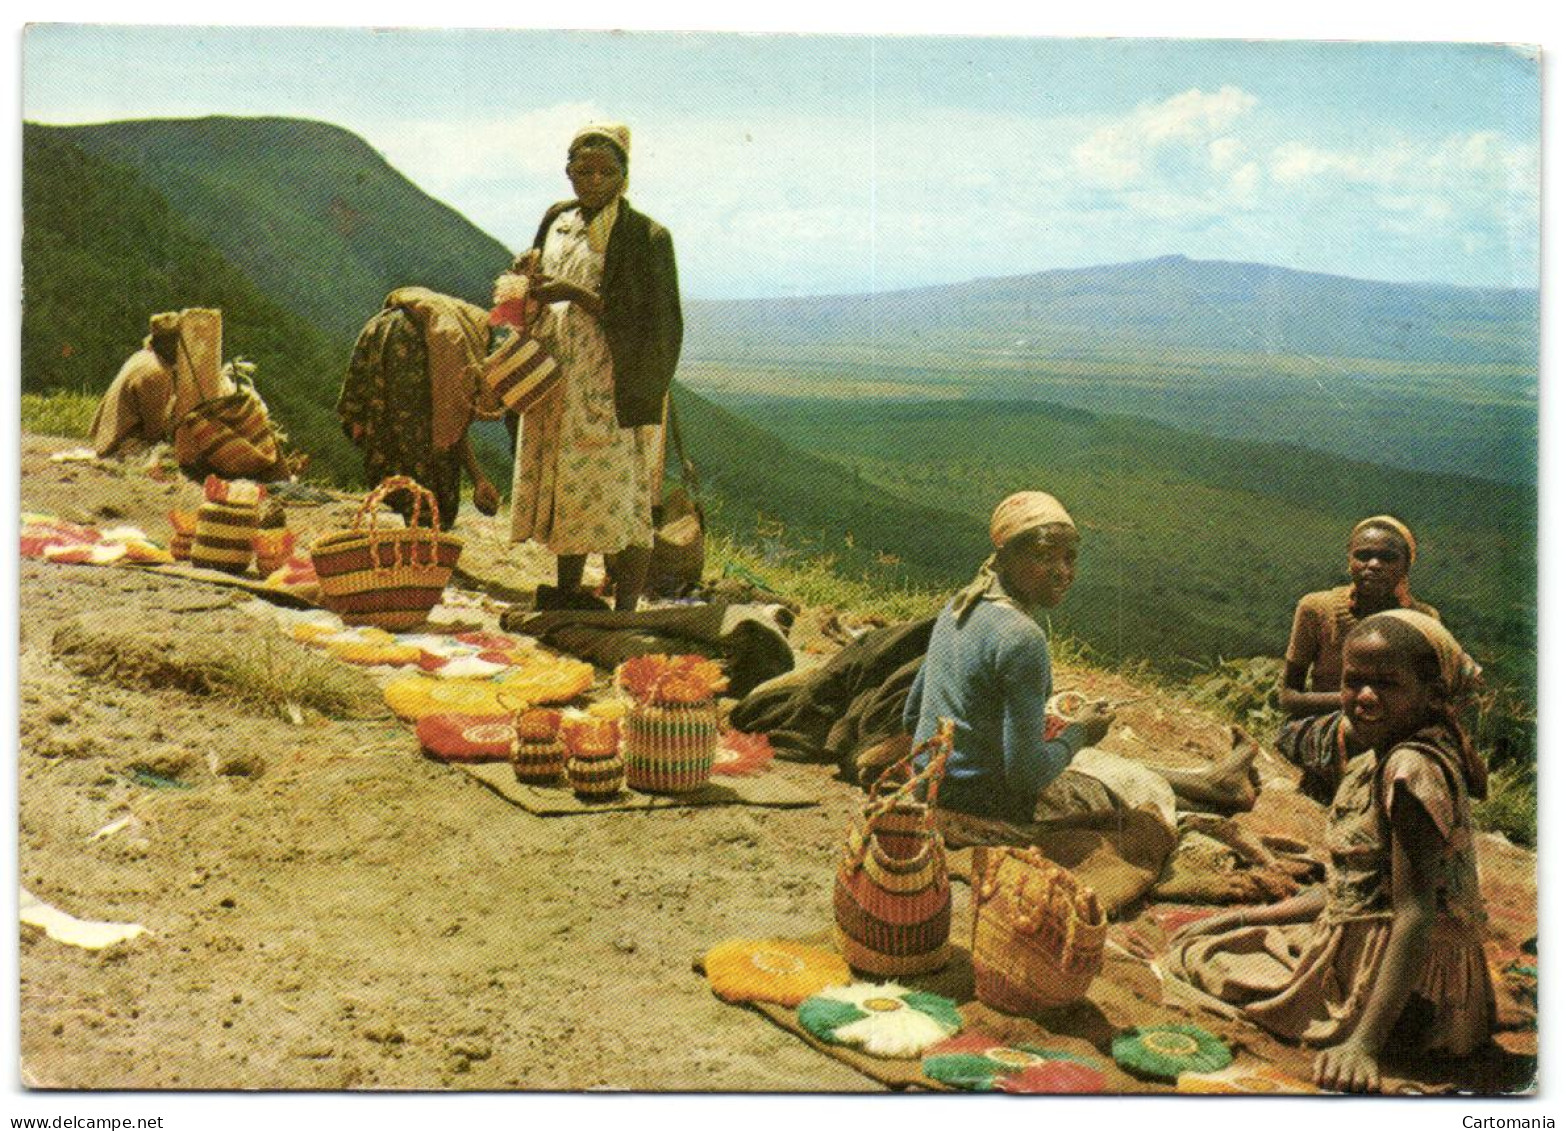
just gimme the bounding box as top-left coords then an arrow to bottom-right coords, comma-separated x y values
1166,719 -> 1495,1057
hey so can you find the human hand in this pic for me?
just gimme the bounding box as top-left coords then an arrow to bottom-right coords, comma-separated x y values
532,278 -> 593,306
1076,700 -> 1115,745
473,479 -> 501,517
1314,1039 -> 1382,1094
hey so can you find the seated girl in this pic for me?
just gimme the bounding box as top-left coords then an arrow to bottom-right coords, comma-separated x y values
1280,515 -> 1439,720
906,490 -> 1260,852
1163,610 -> 1493,1094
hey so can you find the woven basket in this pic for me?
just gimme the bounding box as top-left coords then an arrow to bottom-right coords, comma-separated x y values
312,476 -> 462,630
191,499 -> 257,574
971,845 -> 1107,1013
832,721 -> 955,977
512,738 -> 566,784
253,528 -> 296,576
623,700 -> 718,793
568,751 -> 626,801
479,328 -> 560,415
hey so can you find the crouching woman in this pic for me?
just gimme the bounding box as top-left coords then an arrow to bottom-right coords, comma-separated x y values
1164,610 -> 1494,1093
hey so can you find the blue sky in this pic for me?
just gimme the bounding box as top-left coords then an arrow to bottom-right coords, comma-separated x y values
23,27 -> 1540,299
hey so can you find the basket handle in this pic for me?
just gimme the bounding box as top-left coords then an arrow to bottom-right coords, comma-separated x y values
353,475 -> 443,572
977,845 -> 1100,935
865,718 -> 954,819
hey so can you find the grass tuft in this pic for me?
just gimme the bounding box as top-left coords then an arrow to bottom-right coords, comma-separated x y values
53,618 -> 387,721
21,390 -> 100,439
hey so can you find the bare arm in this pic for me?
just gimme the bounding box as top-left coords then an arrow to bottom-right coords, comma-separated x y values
1170,885 -> 1327,942
1280,660 -> 1342,718
459,432 -> 500,517
1314,788 -> 1442,1093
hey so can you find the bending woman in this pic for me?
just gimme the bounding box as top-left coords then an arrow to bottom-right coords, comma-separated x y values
1280,515 -> 1439,719
339,287 -> 500,528
509,121 -> 684,611
1165,611 -> 1493,1093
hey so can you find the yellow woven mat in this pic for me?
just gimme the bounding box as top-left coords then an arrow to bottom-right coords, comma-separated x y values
454,760 -> 820,815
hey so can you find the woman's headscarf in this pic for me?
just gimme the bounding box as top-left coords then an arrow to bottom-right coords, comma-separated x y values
1351,514 -> 1417,563
570,121 -> 631,253
383,287 -> 490,452
1350,514 -> 1419,608
1358,608 -> 1487,798
953,491 -> 1077,624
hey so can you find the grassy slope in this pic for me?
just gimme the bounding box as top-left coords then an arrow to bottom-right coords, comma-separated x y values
21,125 -> 360,484
47,117 -> 514,344
736,397 -> 1534,692
669,385 -> 988,584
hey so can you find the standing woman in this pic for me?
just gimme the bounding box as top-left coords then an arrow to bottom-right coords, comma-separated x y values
510,121 -> 684,611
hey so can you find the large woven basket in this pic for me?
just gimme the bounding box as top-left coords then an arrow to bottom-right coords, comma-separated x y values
832,721 -> 954,977
191,499 -> 257,574
312,476 -> 461,630
624,700 -> 718,793
971,845 -> 1107,1013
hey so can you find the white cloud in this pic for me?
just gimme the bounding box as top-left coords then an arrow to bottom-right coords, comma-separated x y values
1072,85 -> 1258,189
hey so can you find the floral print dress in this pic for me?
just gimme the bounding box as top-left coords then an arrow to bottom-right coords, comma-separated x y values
510,206 -> 660,556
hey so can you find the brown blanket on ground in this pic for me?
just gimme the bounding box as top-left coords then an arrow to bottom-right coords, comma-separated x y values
728,616 -> 935,774
503,602 -> 794,698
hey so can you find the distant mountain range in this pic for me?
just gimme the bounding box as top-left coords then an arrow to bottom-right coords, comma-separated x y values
682,256 -> 1538,485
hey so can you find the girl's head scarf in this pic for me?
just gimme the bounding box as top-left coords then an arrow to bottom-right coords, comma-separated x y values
1358,608 -> 1487,798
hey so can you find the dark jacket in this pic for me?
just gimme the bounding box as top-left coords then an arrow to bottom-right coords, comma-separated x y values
531,198 -> 684,427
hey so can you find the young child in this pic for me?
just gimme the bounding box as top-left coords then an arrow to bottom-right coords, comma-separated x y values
1163,609 -> 1494,1094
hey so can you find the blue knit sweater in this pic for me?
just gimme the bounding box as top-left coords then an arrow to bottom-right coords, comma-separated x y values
904,596 -> 1086,823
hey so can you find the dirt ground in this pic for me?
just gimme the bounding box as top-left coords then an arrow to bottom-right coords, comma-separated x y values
16,434 -> 1537,1093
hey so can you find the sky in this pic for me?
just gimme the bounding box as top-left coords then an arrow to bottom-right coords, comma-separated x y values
20,28 -> 1541,299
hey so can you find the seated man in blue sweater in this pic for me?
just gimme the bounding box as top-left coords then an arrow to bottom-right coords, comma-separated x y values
907,490 -> 1259,848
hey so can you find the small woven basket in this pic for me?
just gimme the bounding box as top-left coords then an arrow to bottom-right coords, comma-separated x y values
312,476 -> 461,630
512,738 -> 566,784
623,700 -> 718,793
568,750 -> 626,801
191,499 -> 257,574
971,845 -> 1107,1013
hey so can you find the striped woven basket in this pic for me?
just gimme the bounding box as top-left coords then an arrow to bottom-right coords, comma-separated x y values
623,700 -> 718,793
833,720 -> 955,977
312,477 -> 462,631
568,750 -> 626,801
512,738 -> 566,784
191,499 -> 258,574
971,845 -> 1107,1013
